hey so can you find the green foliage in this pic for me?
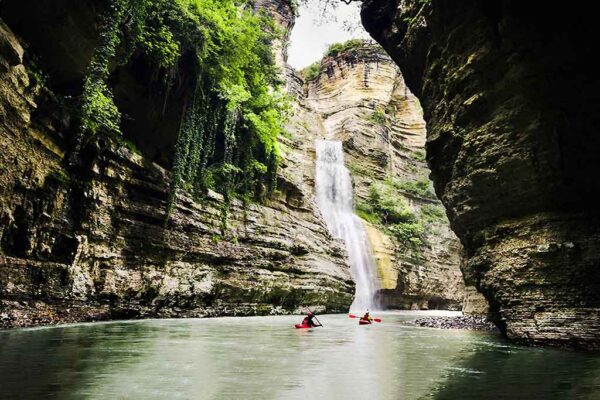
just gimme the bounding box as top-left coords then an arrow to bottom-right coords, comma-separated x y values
139,24 -> 180,68
76,0 -> 127,146
302,61 -> 321,81
357,179 -> 425,254
325,38 -> 366,58
74,0 -> 289,224
357,175 -> 448,257
72,0 -> 152,157
367,181 -> 417,225
355,203 -> 380,225
25,57 -> 48,92
387,222 -> 424,249
411,150 -> 426,162
392,178 -> 436,199
368,109 -> 387,125
347,162 -> 374,178
420,204 -> 447,224
159,0 -> 289,219
80,84 -> 122,135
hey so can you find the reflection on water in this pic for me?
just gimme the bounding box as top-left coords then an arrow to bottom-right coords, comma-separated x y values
0,312 -> 599,399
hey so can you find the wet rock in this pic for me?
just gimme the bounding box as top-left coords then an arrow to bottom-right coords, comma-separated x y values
0,20 -> 23,69
362,0 -> 600,348
414,316 -> 498,332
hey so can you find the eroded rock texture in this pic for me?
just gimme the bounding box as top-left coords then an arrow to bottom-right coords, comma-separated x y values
362,0 -> 600,348
0,0 -> 472,329
304,44 -> 465,310
0,2 -> 354,328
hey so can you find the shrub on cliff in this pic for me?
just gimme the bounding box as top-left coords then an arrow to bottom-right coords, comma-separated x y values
393,178 -> 436,200
325,38 -> 366,58
302,61 -> 321,81
357,179 -> 424,254
420,204 -> 447,224
367,181 -> 417,225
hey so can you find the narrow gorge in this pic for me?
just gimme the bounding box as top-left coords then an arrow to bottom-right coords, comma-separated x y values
1,0 -> 599,398
0,0 -> 467,329
0,0 -> 353,327
362,0 -> 600,349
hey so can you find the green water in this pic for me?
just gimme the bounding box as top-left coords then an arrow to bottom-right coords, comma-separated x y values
0,311 -> 599,399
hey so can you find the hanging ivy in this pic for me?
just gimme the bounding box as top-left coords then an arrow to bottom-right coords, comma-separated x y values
267,149 -> 279,195
70,0 -> 126,159
76,0 -> 289,225
155,0 -> 288,224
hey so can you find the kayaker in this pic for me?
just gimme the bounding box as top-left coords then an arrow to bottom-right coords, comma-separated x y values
302,311 -> 321,328
360,311 -> 373,323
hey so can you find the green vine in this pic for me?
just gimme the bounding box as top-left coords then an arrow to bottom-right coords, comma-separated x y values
158,0 -> 288,224
74,0 -> 288,226
72,0 -> 127,157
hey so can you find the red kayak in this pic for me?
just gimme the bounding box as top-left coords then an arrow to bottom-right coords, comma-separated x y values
359,319 -> 373,325
295,324 -> 312,329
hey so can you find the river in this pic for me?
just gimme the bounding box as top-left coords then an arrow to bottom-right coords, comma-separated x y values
1,311 -> 598,399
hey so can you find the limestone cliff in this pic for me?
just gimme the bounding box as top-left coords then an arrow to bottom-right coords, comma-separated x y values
0,1 -> 354,328
0,0 -> 473,329
302,43 -> 465,310
362,0 -> 600,348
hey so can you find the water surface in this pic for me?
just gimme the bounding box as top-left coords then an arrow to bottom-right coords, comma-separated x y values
1,311 -> 599,399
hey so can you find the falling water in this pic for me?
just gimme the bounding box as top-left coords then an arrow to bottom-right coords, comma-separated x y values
315,140 -> 380,312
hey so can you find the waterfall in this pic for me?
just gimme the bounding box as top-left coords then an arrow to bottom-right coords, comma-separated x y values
315,140 -> 380,312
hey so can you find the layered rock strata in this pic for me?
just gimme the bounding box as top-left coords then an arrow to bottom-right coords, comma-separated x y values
362,0 -> 600,348
304,44 -> 466,310
0,2 -> 354,328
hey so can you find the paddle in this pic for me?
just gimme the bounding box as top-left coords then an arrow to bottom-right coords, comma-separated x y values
348,314 -> 382,323
308,309 -> 324,327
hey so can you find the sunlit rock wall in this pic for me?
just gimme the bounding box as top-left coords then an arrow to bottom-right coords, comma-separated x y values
303,44 -> 466,310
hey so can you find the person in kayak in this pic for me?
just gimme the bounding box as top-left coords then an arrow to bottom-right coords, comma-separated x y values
301,311 -> 321,327
360,311 -> 373,323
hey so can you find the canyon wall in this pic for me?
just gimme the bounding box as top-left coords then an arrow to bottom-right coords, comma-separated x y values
0,0 -> 472,329
303,44 -> 465,310
362,0 -> 600,348
0,1 -> 354,328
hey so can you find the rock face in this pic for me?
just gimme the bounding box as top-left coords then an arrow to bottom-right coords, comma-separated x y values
304,44 -> 465,310
414,315 -> 498,332
0,2 -> 354,328
362,0 -> 600,348
0,0 -> 471,329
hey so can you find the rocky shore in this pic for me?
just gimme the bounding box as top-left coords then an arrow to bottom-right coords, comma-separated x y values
414,316 -> 498,332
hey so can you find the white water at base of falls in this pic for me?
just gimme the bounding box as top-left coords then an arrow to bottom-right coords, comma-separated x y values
315,140 -> 380,312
